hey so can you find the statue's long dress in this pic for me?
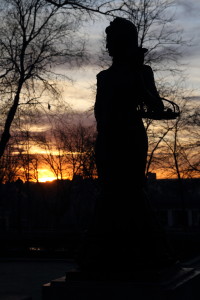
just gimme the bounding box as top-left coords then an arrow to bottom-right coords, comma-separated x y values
95,64 -> 148,230
79,63 -> 176,271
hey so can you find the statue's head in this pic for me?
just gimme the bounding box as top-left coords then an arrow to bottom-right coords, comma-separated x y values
105,17 -> 138,58
105,17 -> 148,62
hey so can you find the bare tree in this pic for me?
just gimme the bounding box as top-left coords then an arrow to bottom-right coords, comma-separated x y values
36,128 -> 67,180
35,111 -> 96,180
0,142 -> 22,183
0,0 -> 86,158
16,130 -> 39,182
143,90 -> 200,181
63,121 -> 96,178
182,104 -> 200,177
145,123 -> 174,176
160,98 -> 200,179
120,0 -> 184,68
98,0 -> 186,71
109,1 -> 197,180
50,0 -> 198,181
45,0 -> 116,16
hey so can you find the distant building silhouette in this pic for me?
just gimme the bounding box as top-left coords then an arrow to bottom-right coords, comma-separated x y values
147,172 -> 157,180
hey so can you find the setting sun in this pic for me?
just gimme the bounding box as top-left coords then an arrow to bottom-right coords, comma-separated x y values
37,169 -> 57,182
38,176 -> 57,182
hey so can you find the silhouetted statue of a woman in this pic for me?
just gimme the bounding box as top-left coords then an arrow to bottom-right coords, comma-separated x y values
79,17 -> 177,272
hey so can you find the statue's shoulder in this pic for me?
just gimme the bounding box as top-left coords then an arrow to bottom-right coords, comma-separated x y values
96,68 -> 111,81
142,64 -> 154,75
142,64 -> 152,71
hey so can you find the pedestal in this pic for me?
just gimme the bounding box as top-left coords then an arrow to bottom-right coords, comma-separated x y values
42,265 -> 200,300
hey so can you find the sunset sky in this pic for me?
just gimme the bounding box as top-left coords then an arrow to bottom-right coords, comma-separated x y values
1,0 -> 199,182
35,1 -> 200,182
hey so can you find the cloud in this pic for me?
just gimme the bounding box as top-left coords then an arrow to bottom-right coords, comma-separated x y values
176,0 -> 200,17
186,96 -> 200,101
175,1 -> 200,37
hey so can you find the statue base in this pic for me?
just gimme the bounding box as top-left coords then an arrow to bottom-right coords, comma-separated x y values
42,264 -> 200,300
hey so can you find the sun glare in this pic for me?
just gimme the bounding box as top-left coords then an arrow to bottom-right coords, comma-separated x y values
37,169 -> 57,182
39,176 -> 57,182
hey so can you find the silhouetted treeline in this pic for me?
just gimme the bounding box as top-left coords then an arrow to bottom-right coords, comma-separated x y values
0,177 -> 200,233
1,177 -> 200,259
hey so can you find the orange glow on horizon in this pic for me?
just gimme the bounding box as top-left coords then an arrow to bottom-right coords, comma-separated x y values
36,167 -> 197,182
37,168 -> 71,182
38,176 -> 57,182
37,168 -> 57,182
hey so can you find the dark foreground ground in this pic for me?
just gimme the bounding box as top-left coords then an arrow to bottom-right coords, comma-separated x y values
1,255 -> 200,300
0,258 -> 77,300
1,230 -> 200,300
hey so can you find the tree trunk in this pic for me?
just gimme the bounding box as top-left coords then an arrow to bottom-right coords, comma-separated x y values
0,85 -> 22,158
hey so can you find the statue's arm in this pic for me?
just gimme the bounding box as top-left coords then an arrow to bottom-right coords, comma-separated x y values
141,65 -> 164,112
94,71 -> 106,132
94,73 -> 102,123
